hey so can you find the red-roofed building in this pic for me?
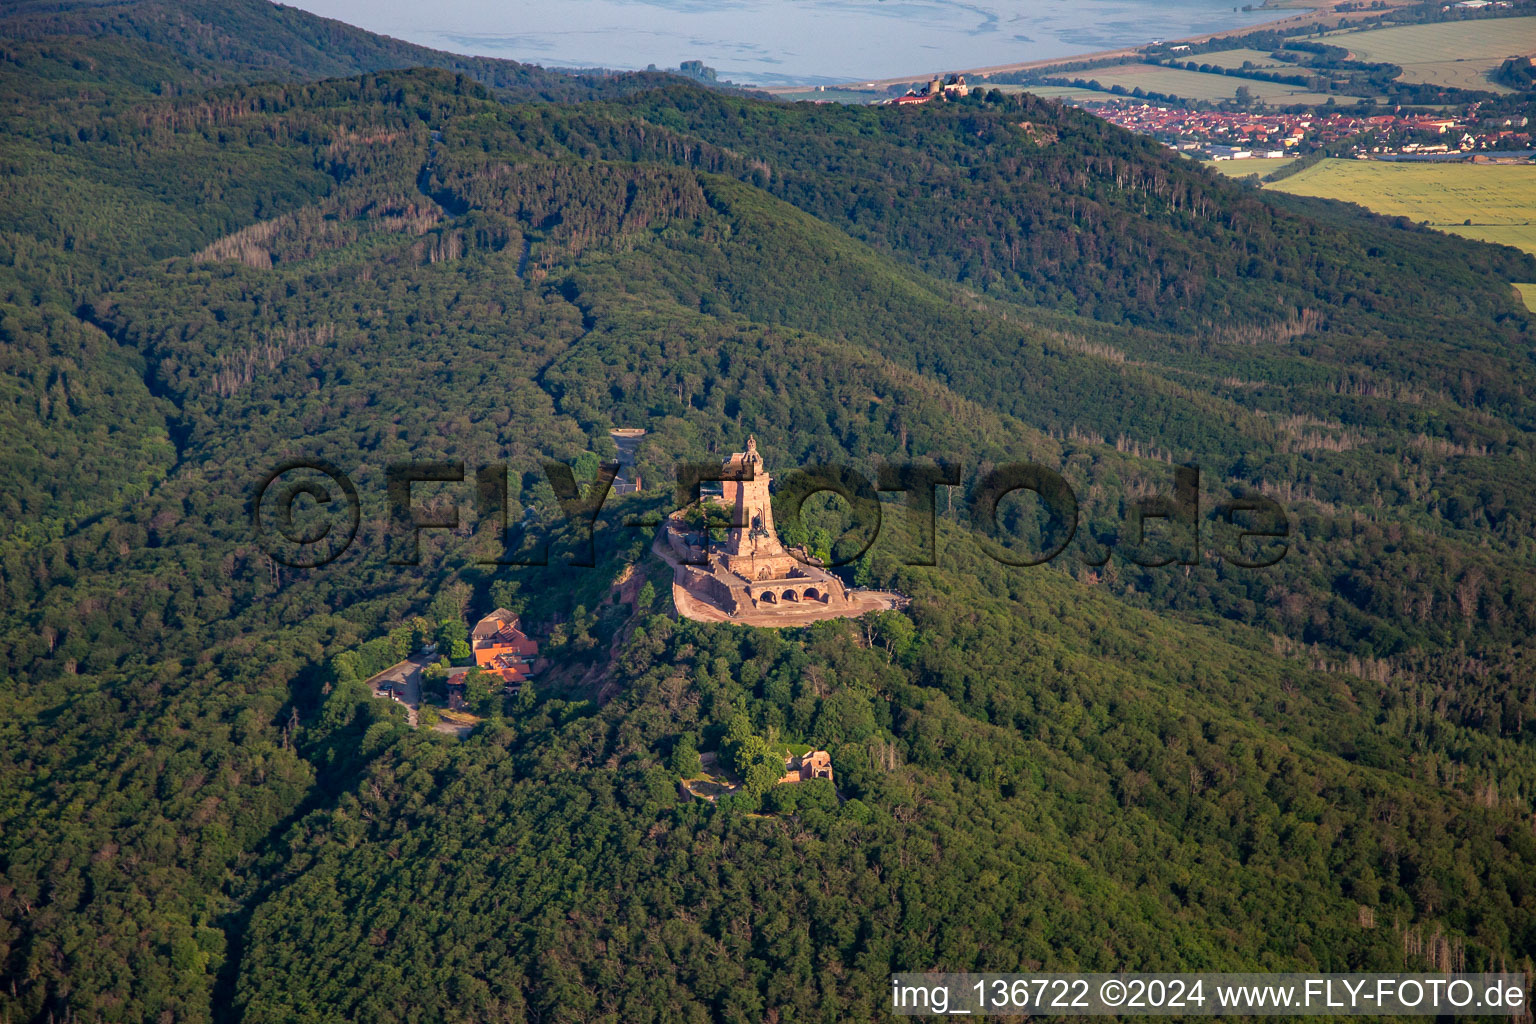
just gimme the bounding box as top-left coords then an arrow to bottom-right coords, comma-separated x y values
471,608 -> 539,688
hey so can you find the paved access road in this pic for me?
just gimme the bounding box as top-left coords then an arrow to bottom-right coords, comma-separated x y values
361,652 -> 436,727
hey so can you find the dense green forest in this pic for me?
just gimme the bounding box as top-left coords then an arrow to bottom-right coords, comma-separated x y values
1,1 -> 1534,1021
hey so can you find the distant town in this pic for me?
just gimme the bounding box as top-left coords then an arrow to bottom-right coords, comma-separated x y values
1084,103 -> 1531,162
883,72 -> 1531,160
787,0 -> 1535,168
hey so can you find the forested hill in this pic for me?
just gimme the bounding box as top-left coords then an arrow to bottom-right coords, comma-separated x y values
1,5 -> 1535,1022
0,0 -> 696,102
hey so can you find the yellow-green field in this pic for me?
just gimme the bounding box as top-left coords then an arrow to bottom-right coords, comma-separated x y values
1268,160 -> 1536,235
1081,63 -> 1365,105
1210,156 -> 1299,176
1449,222 -> 1536,255
1267,159 -> 1536,309
1195,47 -> 1296,70
996,83 -> 1122,101
1323,17 -> 1535,93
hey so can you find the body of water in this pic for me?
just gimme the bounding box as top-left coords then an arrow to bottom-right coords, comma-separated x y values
287,0 -> 1289,88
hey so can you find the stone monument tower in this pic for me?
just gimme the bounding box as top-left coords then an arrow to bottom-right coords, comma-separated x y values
663,437 -> 882,617
718,437 -> 798,580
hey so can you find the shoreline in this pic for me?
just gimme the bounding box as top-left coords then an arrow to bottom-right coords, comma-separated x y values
769,1 -> 1406,96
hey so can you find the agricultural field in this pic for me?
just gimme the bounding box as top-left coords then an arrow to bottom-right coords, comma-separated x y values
1323,17 -> 1536,92
1079,62 -> 1365,105
1266,159 -> 1536,308
1268,159 -> 1536,238
1195,47 -> 1296,70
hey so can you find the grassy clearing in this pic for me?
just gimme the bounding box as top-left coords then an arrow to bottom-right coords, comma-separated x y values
1081,63 -> 1365,105
1514,282 -> 1536,311
1323,17 -> 1535,92
1210,156 -> 1299,176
